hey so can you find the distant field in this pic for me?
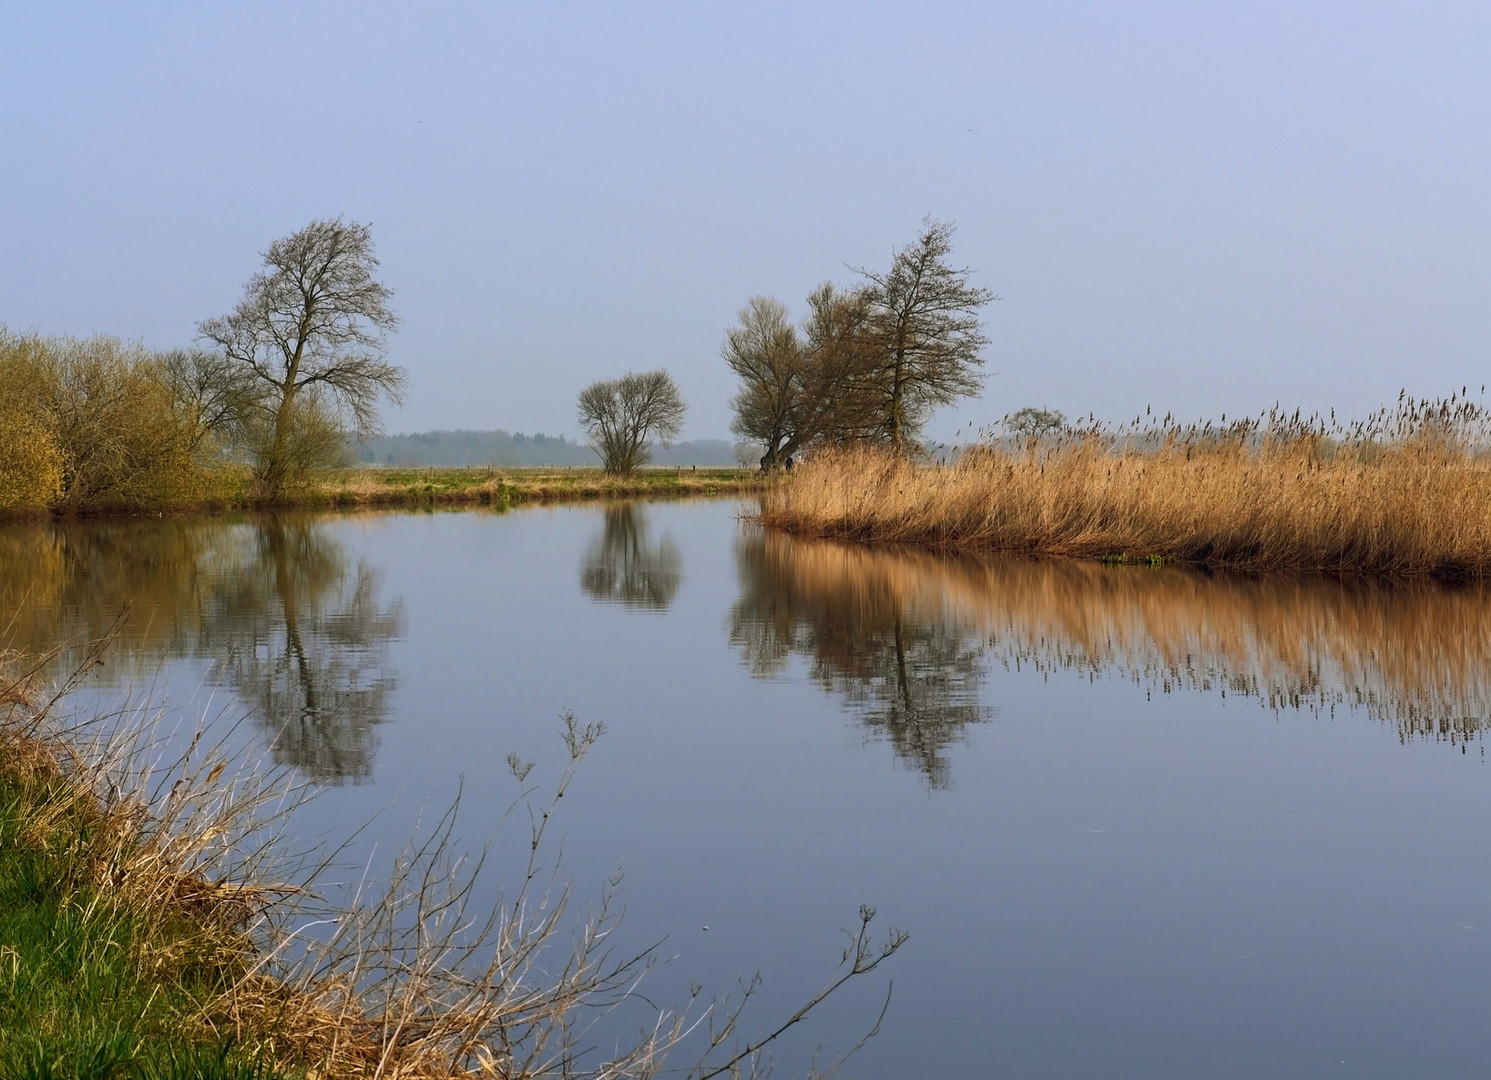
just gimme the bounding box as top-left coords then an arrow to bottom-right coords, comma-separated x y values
307,465 -> 766,508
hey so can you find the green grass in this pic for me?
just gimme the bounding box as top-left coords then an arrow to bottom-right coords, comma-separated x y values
0,775 -> 292,1080
305,464 -> 765,509
0,465 -> 769,522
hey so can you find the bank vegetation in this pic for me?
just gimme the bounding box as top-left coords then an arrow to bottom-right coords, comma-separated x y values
761,394 -> 1491,577
0,642 -> 902,1077
0,328 -> 759,522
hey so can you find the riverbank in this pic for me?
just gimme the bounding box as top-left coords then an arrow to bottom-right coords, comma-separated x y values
760,439 -> 1491,577
0,654 -> 289,1076
0,644 -> 897,1078
307,465 -> 765,509
0,466 -> 767,524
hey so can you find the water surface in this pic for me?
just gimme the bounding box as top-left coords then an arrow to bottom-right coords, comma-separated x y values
3,501 -> 1490,1078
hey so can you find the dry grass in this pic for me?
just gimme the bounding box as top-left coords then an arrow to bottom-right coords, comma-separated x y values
0,638 -> 903,1078
762,394 -> 1491,576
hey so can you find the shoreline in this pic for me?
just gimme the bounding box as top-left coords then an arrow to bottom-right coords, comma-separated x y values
0,465 -> 770,525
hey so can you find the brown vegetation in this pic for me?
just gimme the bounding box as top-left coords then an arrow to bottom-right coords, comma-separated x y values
0,330 -> 221,516
760,395 -> 1491,577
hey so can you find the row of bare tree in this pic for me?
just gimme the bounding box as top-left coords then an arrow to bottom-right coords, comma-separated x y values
569,219 -> 997,477
725,218 -> 995,467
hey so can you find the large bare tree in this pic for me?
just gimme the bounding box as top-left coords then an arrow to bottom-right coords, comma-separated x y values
198,218 -> 404,497
576,369 -> 686,475
724,286 -> 881,468
855,218 -> 996,448
723,296 -> 805,469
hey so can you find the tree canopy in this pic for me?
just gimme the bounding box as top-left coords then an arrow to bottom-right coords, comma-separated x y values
854,218 -> 996,447
199,218 -> 404,497
577,370 -> 687,475
725,218 -> 995,461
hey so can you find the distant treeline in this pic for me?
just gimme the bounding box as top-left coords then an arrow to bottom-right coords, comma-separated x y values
356,430 -> 748,468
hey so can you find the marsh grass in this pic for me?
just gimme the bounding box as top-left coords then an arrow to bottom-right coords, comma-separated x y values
0,640 -> 903,1078
763,393 -> 1491,576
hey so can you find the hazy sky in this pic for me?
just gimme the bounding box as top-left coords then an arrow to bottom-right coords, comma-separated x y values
3,1 -> 1488,441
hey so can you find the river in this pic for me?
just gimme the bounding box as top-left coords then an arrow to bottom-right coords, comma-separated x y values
3,499 -> 1489,1078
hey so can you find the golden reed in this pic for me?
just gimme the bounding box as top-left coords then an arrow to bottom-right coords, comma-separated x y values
761,396 -> 1491,576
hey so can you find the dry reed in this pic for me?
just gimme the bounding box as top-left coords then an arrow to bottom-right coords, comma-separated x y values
762,393 -> 1491,576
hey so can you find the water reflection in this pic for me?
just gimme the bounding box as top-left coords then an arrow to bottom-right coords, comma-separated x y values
730,531 -> 992,788
732,527 -> 1491,752
0,516 -> 402,782
580,504 -> 683,610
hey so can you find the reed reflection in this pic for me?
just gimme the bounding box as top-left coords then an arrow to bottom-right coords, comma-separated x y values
0,516 -> 402,782
730,531 -> 992,788
732,527 -> 1491,751
580,504 -> 682,610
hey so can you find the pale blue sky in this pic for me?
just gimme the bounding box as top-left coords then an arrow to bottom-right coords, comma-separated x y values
3,1 -> 1487,441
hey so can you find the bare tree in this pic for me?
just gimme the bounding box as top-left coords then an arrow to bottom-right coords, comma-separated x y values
198,218 -> 404,497
158,347 -> 257,458
1003,406 -> 1068,442
724,297 -> 805,469
855,218 -> 996,448
576,369 -> 686,475
724,286 -> 880,469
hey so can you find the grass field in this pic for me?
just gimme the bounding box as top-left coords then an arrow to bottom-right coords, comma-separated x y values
304,465 -> 764,509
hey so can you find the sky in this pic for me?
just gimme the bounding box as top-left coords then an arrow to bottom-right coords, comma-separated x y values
2,1 -> 1488,442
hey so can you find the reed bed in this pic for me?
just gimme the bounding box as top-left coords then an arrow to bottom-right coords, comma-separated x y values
762,394 -> 1491,576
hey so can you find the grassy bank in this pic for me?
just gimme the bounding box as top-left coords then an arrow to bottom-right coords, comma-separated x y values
0,466 -> 765,524
0,647 -> 900,1078
0,657 -> 290,1078
303,465 -> 763,509
760,400 -> 1491,576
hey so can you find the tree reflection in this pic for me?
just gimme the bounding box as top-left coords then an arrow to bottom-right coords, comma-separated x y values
730,530 -> 991,789
732,526 -> 1491,750
207,519 -> 402,782
580,504 -> 682,610
0,515 -> 402,783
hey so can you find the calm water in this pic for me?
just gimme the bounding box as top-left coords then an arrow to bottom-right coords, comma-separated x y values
4,500 -> 1491,1078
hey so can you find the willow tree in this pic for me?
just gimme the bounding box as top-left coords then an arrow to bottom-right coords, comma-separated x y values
199,219 -> 404,498
724,286 -> 880,469
576,370 -> 686,475
723,297 -> 803,469
855,218 -> 996,448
